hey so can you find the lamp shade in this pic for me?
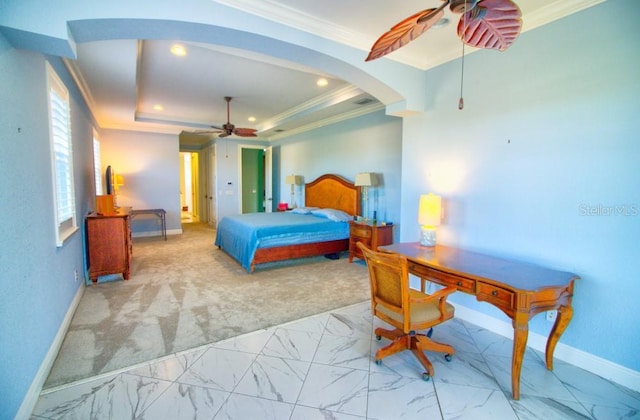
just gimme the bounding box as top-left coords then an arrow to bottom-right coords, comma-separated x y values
418,193 -> 441,227
285,175 -> 303,185
113,174 -> 124,187
355,172 -> 378,187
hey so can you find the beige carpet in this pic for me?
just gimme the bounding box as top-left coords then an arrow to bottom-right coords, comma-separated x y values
44,223 -> 370,389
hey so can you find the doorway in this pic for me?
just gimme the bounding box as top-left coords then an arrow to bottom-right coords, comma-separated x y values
180,151 -> 199,223
239,145 -> 273,214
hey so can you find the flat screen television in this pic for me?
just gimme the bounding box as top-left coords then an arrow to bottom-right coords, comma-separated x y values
105,165 -> 113,195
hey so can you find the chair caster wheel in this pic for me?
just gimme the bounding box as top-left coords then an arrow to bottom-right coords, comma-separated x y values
375,359 -> 382,365
422,372 -> 431,381
376,335 -> 381,341
426,328 -> 433,338
444,353 -> 453,362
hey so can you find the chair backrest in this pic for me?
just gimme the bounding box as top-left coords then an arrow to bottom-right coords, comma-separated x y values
357,242 -> 410,331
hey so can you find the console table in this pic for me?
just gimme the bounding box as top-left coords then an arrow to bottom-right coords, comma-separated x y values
378,242 -> 579,400
129,209 -> 167,240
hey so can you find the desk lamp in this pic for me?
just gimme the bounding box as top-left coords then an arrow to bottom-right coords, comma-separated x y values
418,193 -> 441,246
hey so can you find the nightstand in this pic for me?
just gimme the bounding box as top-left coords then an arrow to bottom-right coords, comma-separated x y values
349,221 -> 393,262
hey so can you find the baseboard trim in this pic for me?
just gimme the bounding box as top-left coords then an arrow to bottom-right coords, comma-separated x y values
452,303 -> 640,393
15,284 -> 85,420
131,228 -> 182,238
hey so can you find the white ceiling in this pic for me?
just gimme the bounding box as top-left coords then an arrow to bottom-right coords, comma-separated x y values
62,0 -> 603,147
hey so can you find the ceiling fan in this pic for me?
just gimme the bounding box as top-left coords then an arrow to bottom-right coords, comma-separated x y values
366,0 -> 522,62
193,96 -> 257,138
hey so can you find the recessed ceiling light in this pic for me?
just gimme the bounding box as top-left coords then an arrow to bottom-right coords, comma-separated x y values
248,116 -> 256,122
153,104 -> 164,111
316,78 -> 328,87
170,44 -> 187,57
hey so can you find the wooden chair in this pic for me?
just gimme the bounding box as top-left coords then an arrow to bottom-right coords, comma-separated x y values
357,242 -> 456,380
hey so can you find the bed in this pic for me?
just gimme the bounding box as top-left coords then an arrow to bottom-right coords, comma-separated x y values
215,174 -> 361,272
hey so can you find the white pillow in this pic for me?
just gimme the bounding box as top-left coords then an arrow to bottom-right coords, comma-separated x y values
311,208 -> 352,222
290,206 -> 319,214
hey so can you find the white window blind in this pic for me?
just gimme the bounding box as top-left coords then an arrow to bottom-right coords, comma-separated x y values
47,63 -> 77,246
93,134 -> 103,195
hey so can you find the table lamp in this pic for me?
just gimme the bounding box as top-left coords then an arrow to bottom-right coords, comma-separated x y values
418,193 -> 441,246
285,175 -> 303,208
113,174 -> 125,207
355,172 -> 378,219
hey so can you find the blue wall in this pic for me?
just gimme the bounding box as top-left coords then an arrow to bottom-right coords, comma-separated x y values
400,1 -> 640,370
101,129 -> 182,235
0,41 -> 93,418
275,110 -> 403,228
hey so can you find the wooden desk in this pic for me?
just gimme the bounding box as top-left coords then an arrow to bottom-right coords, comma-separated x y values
130,209 -> 167,240
378,242 -> 579,400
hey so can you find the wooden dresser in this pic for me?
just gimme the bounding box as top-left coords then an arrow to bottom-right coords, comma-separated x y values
86,210 -> 132,282
349,221 -> 393,262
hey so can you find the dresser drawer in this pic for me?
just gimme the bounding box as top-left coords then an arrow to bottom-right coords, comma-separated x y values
348,222 -> 393,262
477,282 -> 514,312
407,263 -> 476,294
350,235 -> 370,246
350,225 -> 372,239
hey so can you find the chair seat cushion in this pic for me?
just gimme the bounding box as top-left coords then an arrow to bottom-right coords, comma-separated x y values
376,289 -> 454,326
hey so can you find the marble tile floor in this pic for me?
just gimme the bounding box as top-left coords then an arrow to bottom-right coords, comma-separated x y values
32,301 -> 639,419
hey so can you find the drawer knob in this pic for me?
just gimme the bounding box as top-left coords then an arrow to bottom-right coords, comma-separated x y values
457,281 -> 463,286
491,290 -> 498,297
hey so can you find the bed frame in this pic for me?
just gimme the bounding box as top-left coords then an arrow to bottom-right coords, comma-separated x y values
250,174 -> 361,271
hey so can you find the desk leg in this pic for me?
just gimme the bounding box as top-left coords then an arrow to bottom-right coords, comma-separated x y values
511,313 -> 529,400
545,304 -> 573,371
162,213 -> 167,240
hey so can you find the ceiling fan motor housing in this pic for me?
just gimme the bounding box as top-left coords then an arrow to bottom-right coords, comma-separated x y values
450,0 -> 478,14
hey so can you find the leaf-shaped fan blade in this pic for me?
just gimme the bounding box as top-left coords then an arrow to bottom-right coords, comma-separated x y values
233,128 -> 257,137
366,6 -> 446,61
191,129 -> 222,134
457,0 -> 522,51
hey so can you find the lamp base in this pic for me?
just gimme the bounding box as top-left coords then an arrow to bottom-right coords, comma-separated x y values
420,226 -> 437,247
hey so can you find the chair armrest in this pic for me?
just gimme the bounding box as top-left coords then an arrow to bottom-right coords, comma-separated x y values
410,286 -> 456,304
410,286 -> 456,319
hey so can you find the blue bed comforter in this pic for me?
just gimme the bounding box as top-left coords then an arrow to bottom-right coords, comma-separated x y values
214,212 -> 349,271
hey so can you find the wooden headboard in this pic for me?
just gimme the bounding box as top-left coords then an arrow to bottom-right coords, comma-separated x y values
305,174 -> 361,216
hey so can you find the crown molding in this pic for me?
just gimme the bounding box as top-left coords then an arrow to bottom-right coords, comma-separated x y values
214,0 -> 370,48
264,102 -> 385,141
257,84 -> 367,131
522,0 -> 606,32
63,57 -> 98,114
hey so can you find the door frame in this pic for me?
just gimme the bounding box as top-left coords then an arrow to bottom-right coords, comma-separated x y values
204,145 -> 216,227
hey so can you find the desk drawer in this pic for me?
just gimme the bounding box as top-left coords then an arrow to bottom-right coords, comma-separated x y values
408,263 -> 476,294
477,283 -> 514,311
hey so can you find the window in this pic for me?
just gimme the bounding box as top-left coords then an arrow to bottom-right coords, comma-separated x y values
93,132 -> 103,195
47,62 -> 77,246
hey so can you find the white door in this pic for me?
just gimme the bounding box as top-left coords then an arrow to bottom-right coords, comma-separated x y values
264,146 -> 273,213
207,145 -> 217,227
